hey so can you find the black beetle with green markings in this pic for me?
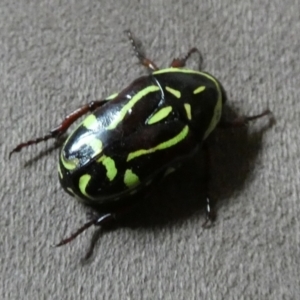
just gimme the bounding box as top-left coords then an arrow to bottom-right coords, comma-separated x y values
10,31 -> 271,254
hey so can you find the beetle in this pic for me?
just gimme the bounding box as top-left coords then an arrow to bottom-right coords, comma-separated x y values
10,31 -> 271,255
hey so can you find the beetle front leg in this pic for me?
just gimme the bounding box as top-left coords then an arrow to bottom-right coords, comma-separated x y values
125,30 -> 159,71
9,99 -> 108,158
170,47 -> 203,69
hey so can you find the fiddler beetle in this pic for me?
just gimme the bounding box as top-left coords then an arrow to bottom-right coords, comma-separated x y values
10,31 -> 272,257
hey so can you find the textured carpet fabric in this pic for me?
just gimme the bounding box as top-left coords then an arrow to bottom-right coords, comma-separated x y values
1,0 -> 300,299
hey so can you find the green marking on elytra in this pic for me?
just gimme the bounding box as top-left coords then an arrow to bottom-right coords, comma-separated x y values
106,93 -> 118,100
154,70 -> 220,95
61,138 -> 102,171
97,155 -> 117,181
61,152 -> 79,171
184,103 -> 192,120
127,125 -> 189,161
124,169 -> 140,188
83,114 -> 98,130
147,106 -> 173,125
86,139 -> 103,156
193,86 -> 206,94
58,163 -> 63,179
154,68 -> 223,140
165,86 -> 181,99
107,85 -> 160,130
153,68 -> 204,76
79,174 -> 92,198
155,69 -> 223,138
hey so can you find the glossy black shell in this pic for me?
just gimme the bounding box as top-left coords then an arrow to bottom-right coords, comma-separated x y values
58,68 -> 226,204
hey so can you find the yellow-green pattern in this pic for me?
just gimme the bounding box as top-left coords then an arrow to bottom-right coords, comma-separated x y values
83,114 -> 98,130
193,86 -> 206,94
127,125 -> 189,161
97,155 -> 118,181
165,86 -> 181,99
58,66 -> 225,204
154,68 -> 222,140
153,68 -> 209,76
86,139 -> 103,155
106,93 -> 118,100
147,106 -> 173,125
184,103 -> 192,120
124,169 -> 140,188
107,85 -> 160,130
79,174 -> 92,198
61,153 -> 78,170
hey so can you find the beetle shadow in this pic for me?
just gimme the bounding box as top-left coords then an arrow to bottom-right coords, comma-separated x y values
81,106 -> 275,262
13,105 -> 274,262
102,105 -> 275,230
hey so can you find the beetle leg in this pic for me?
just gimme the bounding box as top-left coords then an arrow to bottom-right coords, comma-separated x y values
202,197 -> 216,228
9,99 -> 108,158
202,143 -> 217,228
55,213 -> 115,247
218,109 -> 272,128
125,30 -> 159,71
170,47 -> 203,69
56,207 -> 131,259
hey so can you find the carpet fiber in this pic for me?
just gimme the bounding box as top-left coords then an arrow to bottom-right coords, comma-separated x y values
1,0 -> 300,299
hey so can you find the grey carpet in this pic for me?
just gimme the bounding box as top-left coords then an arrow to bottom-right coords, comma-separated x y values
1,0 -> 300,299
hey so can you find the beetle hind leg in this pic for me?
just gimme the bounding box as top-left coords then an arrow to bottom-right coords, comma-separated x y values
218,109 -> 273,128
202,143 -> 217,228
125,30 -> 159,71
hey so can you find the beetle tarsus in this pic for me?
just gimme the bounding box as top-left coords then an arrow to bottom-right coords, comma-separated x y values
9,133 -> 55,159
55,219 -> 96,247
55,213 -> 114,247
83,229 -> 103,261
202,197 -> 216,228
170,47 -> 203,69
219,109 -> 273,128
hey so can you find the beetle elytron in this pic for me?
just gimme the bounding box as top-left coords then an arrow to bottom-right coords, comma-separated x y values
10,31 -> 271,252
